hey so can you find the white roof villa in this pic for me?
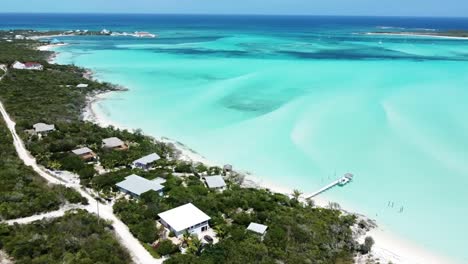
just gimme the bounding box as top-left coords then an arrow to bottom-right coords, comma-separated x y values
158,203 -> 211,237
116,174 -> 164,197
247,223 -> 268,236
204,175 -> 227,189
76,83 -> 89,88
33,123 -> 55,133
132,153 -> 161,169
102,137 -> 126,149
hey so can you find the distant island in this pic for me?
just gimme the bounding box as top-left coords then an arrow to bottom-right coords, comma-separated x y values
366,30 -> 468,39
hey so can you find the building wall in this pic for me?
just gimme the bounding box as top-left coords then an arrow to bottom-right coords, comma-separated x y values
161,220 -> 209,238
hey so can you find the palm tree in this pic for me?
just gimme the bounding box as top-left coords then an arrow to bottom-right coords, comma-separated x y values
181,231 -> 191,248
187,237 -> 203,256
292,189 -> 302,201
214,225 -> 227,240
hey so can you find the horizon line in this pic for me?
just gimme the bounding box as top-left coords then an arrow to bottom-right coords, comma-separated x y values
0,12 -> 467,19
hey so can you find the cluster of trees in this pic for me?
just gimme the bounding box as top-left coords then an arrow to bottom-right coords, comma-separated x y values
0,210 -> 131,264
114,175 -> 359,263
0,118 -> 86,220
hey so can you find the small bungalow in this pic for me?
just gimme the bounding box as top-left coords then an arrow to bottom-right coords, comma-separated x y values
247,223 -> 268,239
204,175 -> 227,191
33,123 -> 55,134
116,174 -> 164,198
132,153 -> 161,170
102,137 -> 128,150
158,203 -> 211,238
12,61 -> 43,71
14,35 -> 25,40
76,83 -> 89,88
72,147 -> 97,161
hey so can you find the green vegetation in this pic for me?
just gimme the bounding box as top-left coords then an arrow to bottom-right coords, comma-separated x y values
114,175 -> 358,263
0,210 -> 131,264
0,118 -> 86,220
0,31 -> 369,264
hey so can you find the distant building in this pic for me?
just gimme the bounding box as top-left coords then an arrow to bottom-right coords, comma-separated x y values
76,83 -> 89,88
102,137 -> 128,150
247,223 -> 268,239
72,147 -> 97,161
116,174 -> 164,198
223,164 -> 233,173
33,123 -> 55,133
12,61 -> 43,71
158,203 -> 211,238
132,153 -> 161,170
204,175 -> 227,191
14,35 -> 25,40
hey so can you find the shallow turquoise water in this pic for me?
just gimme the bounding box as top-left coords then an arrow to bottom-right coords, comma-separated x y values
51,19 -> 468,263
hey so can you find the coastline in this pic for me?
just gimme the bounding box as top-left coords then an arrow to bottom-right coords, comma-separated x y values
364,32 -> 468,40
48,44 -> 456,264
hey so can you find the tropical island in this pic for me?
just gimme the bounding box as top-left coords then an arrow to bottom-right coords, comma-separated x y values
0,30 -> 379,264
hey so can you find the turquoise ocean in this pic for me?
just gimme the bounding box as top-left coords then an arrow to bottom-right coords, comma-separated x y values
2,14 -> 468,263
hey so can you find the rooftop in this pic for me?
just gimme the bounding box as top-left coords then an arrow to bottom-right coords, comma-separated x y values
72,147 -> 93,155
116,174 -> 164,196
205,175 -> 227,189
158,203 -> 211,232
102,137 -> 124,148
133,153 -> 161,166
33,123 -> 55,133
247,223 -> 268,235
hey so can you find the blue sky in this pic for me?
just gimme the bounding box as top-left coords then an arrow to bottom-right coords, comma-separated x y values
2,0 -> 467,17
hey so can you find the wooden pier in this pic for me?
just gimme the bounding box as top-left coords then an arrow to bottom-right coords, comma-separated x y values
306,173 -> 353,199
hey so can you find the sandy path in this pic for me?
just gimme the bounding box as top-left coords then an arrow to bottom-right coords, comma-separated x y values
0,99 -> 162,264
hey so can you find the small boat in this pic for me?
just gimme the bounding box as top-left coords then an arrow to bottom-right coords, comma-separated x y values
338,173 -> 353,186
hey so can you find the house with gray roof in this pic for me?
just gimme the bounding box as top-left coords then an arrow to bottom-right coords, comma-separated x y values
72,147 -> 97,161
33,123 -> 55,133
204,175 -> 227,191
247,222 -> 268,239
116,174 -> 164,198
102,137 -> 128,150
132,153 -> 161,170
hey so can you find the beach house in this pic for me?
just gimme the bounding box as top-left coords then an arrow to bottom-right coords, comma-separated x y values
223,164 -> 233,173
247,222 -> 268,239
132,153 -> 161,170
72,147 -> 97,161
158,203 -> 211,238
76,83 -> 89,88
102,137 -> 128,150
12,61 -> 43,71
204,175 -> 227,191
116,174 -> 164,198
33,123 -> 55,134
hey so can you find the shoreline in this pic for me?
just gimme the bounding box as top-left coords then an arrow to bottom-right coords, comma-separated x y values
364,32 -> 468,40
49,44 -> 455,264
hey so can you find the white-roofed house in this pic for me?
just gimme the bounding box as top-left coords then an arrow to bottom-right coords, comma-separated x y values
116,174 -> 164,198
72,147 -> 97,161
102,137 -> 128,150
76,83 -> 89,88
204,175 -> 227,191
247,222 -> 268,240
132,153 -> 160,170
158,203 -> 211,238
33,123 -> 55,134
